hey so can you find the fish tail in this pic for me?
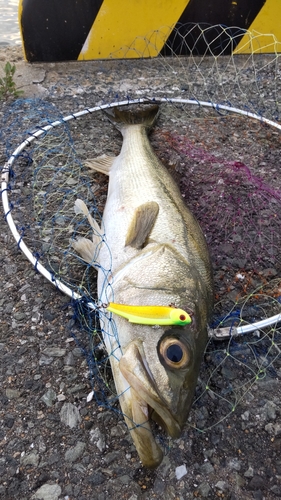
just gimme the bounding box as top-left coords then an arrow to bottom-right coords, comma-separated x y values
104,104 -> 159,133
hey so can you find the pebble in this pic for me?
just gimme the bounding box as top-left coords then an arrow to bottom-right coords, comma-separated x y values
64,441 -> 86,462
64,351 -> 75,366
215,480 -> 228,492
41,388 -> 57,407
48,453 -> 60,465
13,311 -> 26,321
175,464 -> 187,480
248,475 -> 265,490
244,466 -> 254,478
154,477 -> 166,495
73,462 -> 87,474
66,383 -> 87,394
20,452 -> 40,467
118,474 -> 131,485
110,424 -> 126,437
88,471 -> 107,486
60,403 -> 82,429
39,355 -> 54,366
199,461 -> 214,474
198,481 -> 211,497
90,427 -> 106,452
270,485 -> 281,496
228,458 -> 242,471
32,483 -> 62,500
103,451 -> 122,465
42,347 -> 66,357
6,388 -> 20,399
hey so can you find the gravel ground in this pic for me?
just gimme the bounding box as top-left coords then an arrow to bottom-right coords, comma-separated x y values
1,46 -> 281,500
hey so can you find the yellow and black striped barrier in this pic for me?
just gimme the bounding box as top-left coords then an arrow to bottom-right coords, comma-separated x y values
19,0 -> 281,62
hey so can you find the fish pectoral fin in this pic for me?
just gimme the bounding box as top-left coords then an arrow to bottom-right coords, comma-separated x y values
85,154 -> 115,175
71,237 -> 100,267
125,201 -> 159,249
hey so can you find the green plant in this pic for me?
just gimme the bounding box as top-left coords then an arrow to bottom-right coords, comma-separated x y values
0,61 -> 24,100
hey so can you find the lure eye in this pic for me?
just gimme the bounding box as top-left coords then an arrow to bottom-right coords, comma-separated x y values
159,337 -> 190,369
179,314 -> 186,321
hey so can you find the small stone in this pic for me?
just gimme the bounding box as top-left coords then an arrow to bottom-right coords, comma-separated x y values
73,462 -> 87,474
57,394 -> 66,402
39,355 -> 53,366
198,482 -> 211,497
90,427 -> 106,452
20,452 -> 40,467
248,475 -> 265,491
270,485 -> 281,496
235,474 -> 245,488
13,312 -> 26,321
66,383 -> 86,394
228,458 -> 241,471
64,484 -> 73,497
42,347 -> 66,357
72,347 -> 83,357
244,466 -> 254,478
60,403 -> 81,429
65,441 -> 86,462
32,483 -> 62,500
103,451 -> 122,465
265,401 -> 277,420
41,389 -> 56,407
215,481 -> 228,492
274,424 -> 281,436
6,388 -> 21,399
110,424 -> 126,437
48,453 -> 60,465
64,352 -> 75,366
88,471 -> 106,486
154,478 -> 166,495
175,464 -> 187,480
36,436 -> 47,453
200,461 -> 214,474
118,475 -> 131,485
32,312 -> 41,324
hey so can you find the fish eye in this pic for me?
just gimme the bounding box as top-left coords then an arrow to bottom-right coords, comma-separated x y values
159,337 -> 190,369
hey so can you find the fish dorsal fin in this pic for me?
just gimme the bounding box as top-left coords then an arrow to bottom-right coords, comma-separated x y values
85,154 -> 115,175
125,201 -> 159,249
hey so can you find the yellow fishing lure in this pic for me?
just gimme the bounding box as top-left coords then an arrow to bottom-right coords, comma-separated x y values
106,303 -> 192,326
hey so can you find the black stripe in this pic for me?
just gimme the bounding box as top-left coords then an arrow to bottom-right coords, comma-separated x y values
21,0 -> 104,62
162,0 -> 266,56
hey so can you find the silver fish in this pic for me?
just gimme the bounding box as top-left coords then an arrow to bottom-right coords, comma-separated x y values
72,105 -> 213,468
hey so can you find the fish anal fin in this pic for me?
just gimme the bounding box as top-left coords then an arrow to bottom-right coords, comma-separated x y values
125,201 -> 159,249
85,154 -> 115,175
71,237 -> 100,268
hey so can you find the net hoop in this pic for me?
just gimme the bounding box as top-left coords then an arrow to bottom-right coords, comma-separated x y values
2,97 -> 281,336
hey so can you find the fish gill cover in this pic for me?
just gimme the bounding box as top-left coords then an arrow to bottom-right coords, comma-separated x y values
1,24 -> 281,464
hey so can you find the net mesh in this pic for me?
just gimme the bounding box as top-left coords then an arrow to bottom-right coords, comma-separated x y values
1,24 -> 281,436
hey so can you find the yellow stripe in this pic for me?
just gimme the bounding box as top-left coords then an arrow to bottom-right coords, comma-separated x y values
78,0 -> 190,60
235,0 -> 281,53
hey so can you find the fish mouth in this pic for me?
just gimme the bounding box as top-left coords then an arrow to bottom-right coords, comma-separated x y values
119,341 -> 181,468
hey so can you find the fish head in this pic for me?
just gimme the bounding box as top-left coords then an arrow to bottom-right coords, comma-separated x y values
114,308 -> 208,468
